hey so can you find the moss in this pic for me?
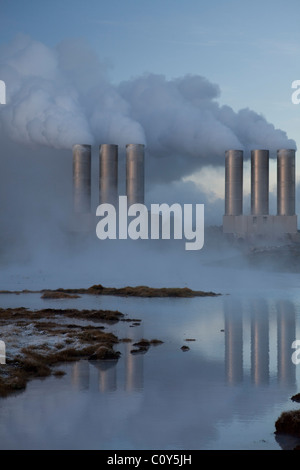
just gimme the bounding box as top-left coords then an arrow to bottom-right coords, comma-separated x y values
41,292 -> 80,299
0,305 -> 126,398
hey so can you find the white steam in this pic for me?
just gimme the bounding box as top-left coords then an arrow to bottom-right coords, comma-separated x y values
0,34 -> 295,173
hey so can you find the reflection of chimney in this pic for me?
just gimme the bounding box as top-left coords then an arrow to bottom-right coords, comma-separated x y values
224,150 -> 243,216
126,144 -> 145,206
224,299 -> 243,384
125,342 -> 144,392
277,149 -> 295,216
277,300 -> 296,386
251,300 -> 269,385
72,144 -> 91,214
96,362 -> 117,392
71,360 -> 90,390
99,144 -> 118,206
251,150 -> 269,215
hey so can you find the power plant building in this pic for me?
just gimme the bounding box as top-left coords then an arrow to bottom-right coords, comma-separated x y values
223,149 -> 298,240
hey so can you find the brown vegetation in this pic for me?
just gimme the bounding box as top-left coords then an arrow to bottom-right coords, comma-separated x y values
0,284 -> 220,298
41,292 -> 80,299
0,306 -> 165,398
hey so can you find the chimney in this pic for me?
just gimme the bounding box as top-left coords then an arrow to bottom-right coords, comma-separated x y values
99,144 -> 118,206
277,149 -> 295,216
251,149 -> 269,215
224,150 -> 243,216
126,144 -> 145,206
72,144 -> 91,214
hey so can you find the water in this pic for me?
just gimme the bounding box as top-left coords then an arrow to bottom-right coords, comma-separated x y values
0,287 -> 300,449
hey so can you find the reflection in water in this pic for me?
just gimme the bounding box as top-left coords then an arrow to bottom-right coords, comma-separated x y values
277,300 -> 296,386
124,342 -> 144,392
224,298 -> 243,384
90,361 -> 117,392
224,298 -> 296,387
71,326 -> 145,393
71,360 -> 90,390
251,299 -> 269,385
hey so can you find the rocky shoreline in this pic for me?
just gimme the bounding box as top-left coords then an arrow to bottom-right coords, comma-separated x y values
0,284 -> 219,398
0,284 -> 220,298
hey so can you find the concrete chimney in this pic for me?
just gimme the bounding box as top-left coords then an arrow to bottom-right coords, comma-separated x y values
72,144 -> 91,214
277,149 -> 295,216
251,150 -> 269,215
99,144 -> 118,206
126,144 -> 145,206
224,150 -> 243,216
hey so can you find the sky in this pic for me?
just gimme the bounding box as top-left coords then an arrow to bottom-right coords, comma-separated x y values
1,0 -> 299,136
0,0 -> 300,264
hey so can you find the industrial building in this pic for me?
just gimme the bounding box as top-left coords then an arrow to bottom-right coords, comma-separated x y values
71,143 -> 145,232
223,149 -> 298,240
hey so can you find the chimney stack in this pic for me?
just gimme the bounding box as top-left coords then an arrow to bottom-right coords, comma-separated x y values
126,144 -> 145,206
224,150 -> 243,216
251,149 -> 269,215
99,144 -> 118,206
72,144 -> 91,214
277,149 -> 295,216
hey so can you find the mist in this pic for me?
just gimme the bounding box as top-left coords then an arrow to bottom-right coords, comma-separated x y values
0,35 -> 298,292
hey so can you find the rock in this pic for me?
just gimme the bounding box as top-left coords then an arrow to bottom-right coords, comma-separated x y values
133,340 -> 150,348
88,346 -> 120,361
291,393 -> 300,402
275,410 -> 300,436
130,347 -> 148,355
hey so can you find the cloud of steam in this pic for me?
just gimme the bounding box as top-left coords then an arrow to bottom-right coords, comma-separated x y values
0,35 -> 295,169
0,34 -> 297,274
119,74 -> 296,183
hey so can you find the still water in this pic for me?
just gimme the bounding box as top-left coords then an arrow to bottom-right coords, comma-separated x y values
0,288 -> 300,450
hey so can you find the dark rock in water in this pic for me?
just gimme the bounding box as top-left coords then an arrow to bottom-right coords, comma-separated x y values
275,410 -> 300,436
133,340 -> 151,348
150,339 -> 164,345
88,346 -> 120,361
181,346 -> 190,351
130,347 -> 148,355
291,393 -> 300,402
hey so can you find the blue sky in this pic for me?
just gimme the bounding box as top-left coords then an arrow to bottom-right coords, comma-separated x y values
1,0 -> 299,144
